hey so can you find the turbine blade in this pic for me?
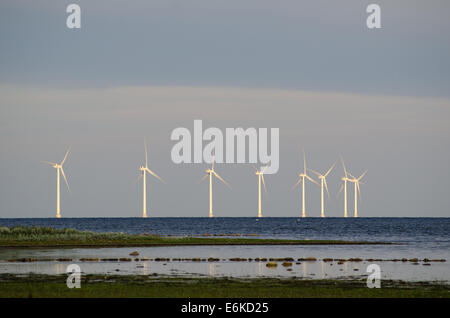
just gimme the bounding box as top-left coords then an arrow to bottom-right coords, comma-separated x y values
146,167 -> 165,183
306,174 -> 319,186
308,168 -> 321,177
261,174 -> 267,193
324,178 -> 330,198
60,167 -> 71,194
261,161 -> 271,174
292,177 -> 302,190
198,174 -> 209,184
357,182 -> 362,201
348,172 -> 356,180
144,140 -> 148,167
60,146 -> 71,166
248,163 -> 258,172
358,170 -> 368,181
340,156 -> 348,178
41,161 -> 57,166
303,148 -> 306,174
324,161 -> 336,177
337,183 -> 344,197
135,173 -> 143,183
212,152 -> 215,171
213,171 -> 231,189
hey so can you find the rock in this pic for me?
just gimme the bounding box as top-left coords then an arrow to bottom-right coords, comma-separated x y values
119,258 -> 131,262
266,262 -> 277,268
298,257 -> 316,262
423,263 -> 431,266
322,258 -> 333,262
409,258 -> 419,262
348,258 -> 363,262
129,251 -> 139,256
80,258 -> 99,262
282,262 -> 292,267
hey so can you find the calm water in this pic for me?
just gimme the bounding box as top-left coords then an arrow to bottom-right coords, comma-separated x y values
0,218 -> 449,281
0,217 -> 449,243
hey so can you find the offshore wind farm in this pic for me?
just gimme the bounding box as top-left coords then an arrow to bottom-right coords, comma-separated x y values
40,145 -> 368,219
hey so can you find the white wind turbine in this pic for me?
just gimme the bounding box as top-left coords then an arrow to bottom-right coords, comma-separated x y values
337,156 -> 351,218
308,161 -> 336,217
137,141 -> 164,218
347,170 -> 367,218
292,149 -> 319,218
250,164 -> 269,218
199,154 -> 231,217
42,147 -> 71,218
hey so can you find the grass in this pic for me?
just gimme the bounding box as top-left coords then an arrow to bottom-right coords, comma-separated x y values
0,274 -> 448,298
0,226 -> 392,247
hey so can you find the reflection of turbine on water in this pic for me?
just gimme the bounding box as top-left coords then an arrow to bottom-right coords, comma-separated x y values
257,260 -> 263,276
208,263 -> 216,277
320,261 -> 325,279
141,261 -> 149,275
54,263 -> 66,275
301,262 -> 307,278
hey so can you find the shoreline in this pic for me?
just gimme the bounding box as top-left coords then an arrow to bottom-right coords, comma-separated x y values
0,240 -> 395,249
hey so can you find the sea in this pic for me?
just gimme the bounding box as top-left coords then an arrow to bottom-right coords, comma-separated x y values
0,217 -> 449,281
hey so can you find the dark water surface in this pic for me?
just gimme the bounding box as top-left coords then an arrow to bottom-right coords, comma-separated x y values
0,217 -> 448,244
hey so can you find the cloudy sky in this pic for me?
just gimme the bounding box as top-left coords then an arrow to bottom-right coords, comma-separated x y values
1,0 -> 449,217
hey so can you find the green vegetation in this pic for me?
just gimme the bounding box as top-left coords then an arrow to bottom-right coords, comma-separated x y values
0,274 -> 448,298
0,226 -> 391,247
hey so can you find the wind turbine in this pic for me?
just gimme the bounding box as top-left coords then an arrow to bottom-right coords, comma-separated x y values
347,170 -> 367,218
199,153 -> 231,217
337,156 -> 351,218
292,149 -> 319,217
42,147 -> 71,218
137,141 -> 164,218
250,164 -> 269,218
309,161 -> 336,217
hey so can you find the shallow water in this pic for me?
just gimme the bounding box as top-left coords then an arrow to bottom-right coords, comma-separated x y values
0,245 -> 448,282
0,218 -> 449,282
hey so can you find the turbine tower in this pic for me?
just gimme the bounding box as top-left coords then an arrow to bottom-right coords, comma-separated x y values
338,156 -> 351,217
250,164 -> 269,218
42,147 -> 71,218
348,171 -> 367,217
137,141 -> 164,218
199,153 -> 231,217
292,149 -> 319,217
309,161 -> 336,217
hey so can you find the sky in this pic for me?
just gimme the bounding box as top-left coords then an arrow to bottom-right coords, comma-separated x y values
0,0 -> 450,217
